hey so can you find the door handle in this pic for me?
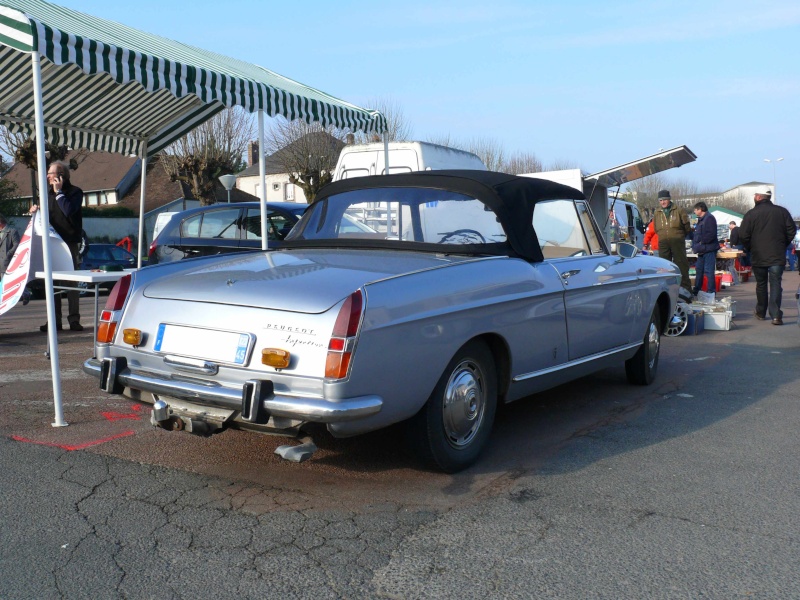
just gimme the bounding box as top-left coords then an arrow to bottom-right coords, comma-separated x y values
560,269 -> 580,284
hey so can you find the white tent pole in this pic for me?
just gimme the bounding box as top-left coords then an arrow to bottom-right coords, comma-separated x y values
31,51 -> 67,427
136,141 -> 148,268
258,109 -> 268,250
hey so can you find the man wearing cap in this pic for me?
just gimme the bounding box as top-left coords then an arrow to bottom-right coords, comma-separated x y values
738,189 -> 796,325
653,189 -> 693,297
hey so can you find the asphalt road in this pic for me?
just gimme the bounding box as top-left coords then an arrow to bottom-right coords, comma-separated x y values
1,278 -> 799,599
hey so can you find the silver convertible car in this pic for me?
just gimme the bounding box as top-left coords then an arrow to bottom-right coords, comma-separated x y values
84,171 -> 679,472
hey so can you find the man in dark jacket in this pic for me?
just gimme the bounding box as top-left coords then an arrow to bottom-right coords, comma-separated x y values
691,202 -> 719,295
739,189 -> 797,325
29,161 -> 84,331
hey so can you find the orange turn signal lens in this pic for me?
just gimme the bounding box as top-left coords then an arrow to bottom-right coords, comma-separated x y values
97,321 -> 117,344
122,328 -> 142,346
325,351 -> 351,380
261,348 -> 290,369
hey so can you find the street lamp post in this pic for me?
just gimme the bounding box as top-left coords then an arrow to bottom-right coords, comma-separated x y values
218,173 -> 237,203
763,157 -> 784,201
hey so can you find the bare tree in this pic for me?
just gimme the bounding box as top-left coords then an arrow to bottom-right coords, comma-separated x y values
545,158 -> 582,171
717,190 -> 752,215
264,119 -> 344,203
624,173 -> 669,221
0,156 -> 20,213
0,127 -> 86,205
503,152 -> 543,175
350,96 -> 413,144
161,108 -> 254,206
425,134 -> 507,171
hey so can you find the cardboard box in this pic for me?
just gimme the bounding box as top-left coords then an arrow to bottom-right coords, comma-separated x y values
682,310 -> 705,335
704,310 -> 733,331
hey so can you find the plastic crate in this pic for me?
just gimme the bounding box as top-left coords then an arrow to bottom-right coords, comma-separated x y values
704,311 -> 732,331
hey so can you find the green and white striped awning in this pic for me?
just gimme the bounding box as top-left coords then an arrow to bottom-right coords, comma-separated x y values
0,0 -> 386,157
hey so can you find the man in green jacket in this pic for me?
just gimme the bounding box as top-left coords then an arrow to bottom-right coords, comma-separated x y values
653,189 -> 693,297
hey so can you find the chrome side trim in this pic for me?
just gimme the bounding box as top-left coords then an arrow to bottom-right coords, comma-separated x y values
83,358 -> 382,423
512,342 -> 641,382
591,275 -> 640,286
637,273 -> 677,282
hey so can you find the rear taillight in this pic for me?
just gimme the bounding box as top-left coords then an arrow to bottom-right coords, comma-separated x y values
148,239 -> 158,260
325,289 -> 363,380
98,274 -> 132,344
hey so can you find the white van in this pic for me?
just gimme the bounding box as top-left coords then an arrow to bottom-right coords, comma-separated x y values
333,141 -> 486,181
609,199 -> 645,250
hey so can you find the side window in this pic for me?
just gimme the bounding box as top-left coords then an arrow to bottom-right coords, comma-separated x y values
576,201 -> 605,254
243,209 -> 292,240
268,212 -> 293,240
532,199 -> 592,258
199,209 -> 240,239
341,168 -> 370,179
108,246 -> 133,261
242,209 -> 262,240
86,246 -> 105,260
181,214 -> 202,238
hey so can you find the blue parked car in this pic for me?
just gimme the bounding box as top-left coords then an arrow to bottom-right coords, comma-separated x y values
81,243 -> 137,270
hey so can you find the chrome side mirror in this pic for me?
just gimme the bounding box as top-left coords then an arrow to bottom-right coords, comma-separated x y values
617,242 -> 639,259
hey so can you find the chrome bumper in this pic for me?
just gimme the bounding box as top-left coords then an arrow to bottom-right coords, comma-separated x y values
83,357 -> 382,423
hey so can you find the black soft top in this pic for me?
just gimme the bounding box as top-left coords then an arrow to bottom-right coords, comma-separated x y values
285,170 -> 586,262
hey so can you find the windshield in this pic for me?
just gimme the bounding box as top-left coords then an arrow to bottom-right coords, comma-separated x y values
287,187 -> 507,247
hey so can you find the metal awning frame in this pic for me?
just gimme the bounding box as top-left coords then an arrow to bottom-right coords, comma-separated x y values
0,0 -> 386,425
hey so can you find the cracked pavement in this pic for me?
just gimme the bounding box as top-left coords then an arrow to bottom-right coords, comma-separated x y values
1,285 -> 799,598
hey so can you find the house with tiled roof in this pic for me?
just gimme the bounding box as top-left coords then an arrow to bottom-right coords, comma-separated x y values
236,133 -> 344,204
2,150 -> 140,207
115,155 -> 258,216
1,151 -> 260,216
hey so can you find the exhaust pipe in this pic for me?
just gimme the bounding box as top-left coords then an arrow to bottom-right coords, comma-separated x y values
150,399 -> 214,436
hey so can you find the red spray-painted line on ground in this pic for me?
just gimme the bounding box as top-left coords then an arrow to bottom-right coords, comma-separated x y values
10,430 -> 135,451
101,411 -> 142,422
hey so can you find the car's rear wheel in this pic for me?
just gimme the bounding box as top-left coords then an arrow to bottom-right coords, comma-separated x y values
625,305 -> 661,385
407,340 -> 497,472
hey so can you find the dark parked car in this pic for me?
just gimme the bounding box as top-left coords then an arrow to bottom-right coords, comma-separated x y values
148,202 -> 306,264
80,243 -> 137,270
25,242 -> 138,299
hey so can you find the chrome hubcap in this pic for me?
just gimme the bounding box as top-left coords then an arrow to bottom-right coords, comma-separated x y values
665,303 -> 688,337
647,321 -> 660,369
442,359 -> 486,449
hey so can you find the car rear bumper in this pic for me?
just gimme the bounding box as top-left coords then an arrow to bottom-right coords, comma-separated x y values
83,357 -> 382,423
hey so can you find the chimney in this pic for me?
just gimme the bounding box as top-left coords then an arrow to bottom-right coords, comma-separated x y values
247,141 -> 259,167
345,133 -> 355,145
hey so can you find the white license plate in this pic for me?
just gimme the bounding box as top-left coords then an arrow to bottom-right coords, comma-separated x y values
153,324 -> 253,365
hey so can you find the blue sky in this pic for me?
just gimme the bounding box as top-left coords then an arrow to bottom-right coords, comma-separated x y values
57,0 -> 800,215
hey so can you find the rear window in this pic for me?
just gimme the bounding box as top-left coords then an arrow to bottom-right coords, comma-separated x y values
287,187 -> 506,246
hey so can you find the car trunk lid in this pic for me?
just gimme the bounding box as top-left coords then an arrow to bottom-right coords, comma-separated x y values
142,249 -> 473,313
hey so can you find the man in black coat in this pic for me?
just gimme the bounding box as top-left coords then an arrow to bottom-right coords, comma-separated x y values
691,202 -> 719,295
739,189 -> 797,325
29,161 -> 84,331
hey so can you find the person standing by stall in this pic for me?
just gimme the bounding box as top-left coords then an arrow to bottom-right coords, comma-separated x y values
729,220 -> 750,268
0,213 -> 20,282
739,189 -> 797,325
653,189 -> 693,300
691,202 -> 720,295
643,219 -> 659,256
29,160 -> 84,332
